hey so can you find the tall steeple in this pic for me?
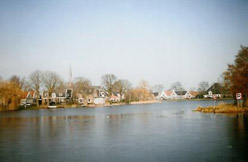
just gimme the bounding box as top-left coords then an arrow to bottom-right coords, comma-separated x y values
68,65 -> 73,88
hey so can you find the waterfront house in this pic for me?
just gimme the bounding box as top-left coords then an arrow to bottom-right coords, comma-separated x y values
20,91 -> 35,105
110,93 -> 123,103
170,90 -> 185,99
92,86 -> 107,105
75,93 -> 84,104
51,92 -> 57,102
160,90 -> 173,100
56,90 -> 66,104
184,91 -> 196,99
92,86 -> 108,99
33,91 -> 43,105
189,91 -> 198,99
86,95 -> 94,105
204,83 -> 223,99
94,98 -> 105,105
41,92 -> 49,104
152,92 -> 160,100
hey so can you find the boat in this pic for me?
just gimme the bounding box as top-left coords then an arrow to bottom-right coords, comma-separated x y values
48,105 -> 57,109
48,102 -> 57,109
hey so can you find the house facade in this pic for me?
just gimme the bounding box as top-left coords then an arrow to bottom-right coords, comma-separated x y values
160,90 -> 173,100
109,93 -> 124,103
159,90 -> 196,100
204,83 -> 223,99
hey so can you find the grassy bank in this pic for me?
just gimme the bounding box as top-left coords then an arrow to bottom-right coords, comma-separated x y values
193,103 -> 248,113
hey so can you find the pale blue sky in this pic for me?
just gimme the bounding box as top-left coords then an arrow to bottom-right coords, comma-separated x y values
0,0 -> 247,89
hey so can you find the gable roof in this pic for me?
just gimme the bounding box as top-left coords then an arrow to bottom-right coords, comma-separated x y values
21,91 -> 29,99
175,91 -> 187,95
189,91 -> 198,97
165,90 -> 172,96
110,94 -> 119,99
205,83 -> 224,94
152,92 -> 159,97
29,91 -> 35,97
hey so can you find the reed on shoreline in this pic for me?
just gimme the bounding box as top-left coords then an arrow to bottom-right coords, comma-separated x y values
193,103 -> 248,113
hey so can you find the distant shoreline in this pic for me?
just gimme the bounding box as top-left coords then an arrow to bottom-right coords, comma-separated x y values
0,98 -> 233,112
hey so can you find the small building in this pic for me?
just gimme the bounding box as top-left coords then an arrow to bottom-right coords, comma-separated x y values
160,90 -> 196,99
184,91 -> 196,99
110,93 -> 121,103
86,95 -> 94,105
94,98 -> 105,105
152,92 -> 160,100
189,91 -> 198,99
160,90 -> 173,100
56,91 -> 66,104
171,90 -> 187,99
204,83 -> 223,99
20,91 -> 35,105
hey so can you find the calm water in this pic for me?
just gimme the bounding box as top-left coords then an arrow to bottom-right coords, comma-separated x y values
0,100 -> 248,162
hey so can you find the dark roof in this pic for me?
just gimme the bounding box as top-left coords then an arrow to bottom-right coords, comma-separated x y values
205,83 -> 224,94
175,91 -> 187,95
112,92 -> 119,96
152,92 -> 159,97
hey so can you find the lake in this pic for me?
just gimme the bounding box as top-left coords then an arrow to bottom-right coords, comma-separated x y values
0,100 -> 248,162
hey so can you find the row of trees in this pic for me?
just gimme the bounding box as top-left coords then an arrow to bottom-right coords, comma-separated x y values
3,59 -> 240,110
0,71 -> 153,110
0,71 -> 63,110
0,72 -> 216,108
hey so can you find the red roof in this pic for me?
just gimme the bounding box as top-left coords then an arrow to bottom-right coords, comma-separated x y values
165,90 -> 172,96
189,91 -> 198,97
29,91 -> 35,97
21,91 -> 29,99
110,95 -> 119,99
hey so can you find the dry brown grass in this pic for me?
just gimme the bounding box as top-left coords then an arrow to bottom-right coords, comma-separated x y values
194,104 -> 248,113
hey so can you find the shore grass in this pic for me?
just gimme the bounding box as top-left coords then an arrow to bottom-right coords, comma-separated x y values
193,103 -> 248,113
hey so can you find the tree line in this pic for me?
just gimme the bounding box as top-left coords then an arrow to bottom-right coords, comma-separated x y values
3,45 -> 246,111
0,72 -> 155,110
0,68 -> 218,111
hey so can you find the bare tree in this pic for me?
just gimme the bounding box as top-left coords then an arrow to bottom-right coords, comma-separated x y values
42,71 -> 62,105
101,74 -> 117,96
74,77 -> 93,97
198,81 -> 209,93
9,75 -> 28,91
9,75 -> 21,88
170,82 -> 184,91
29,70 -> 42,106
137,80 -> 152,101
152,84 -> 164,93
113,79 -> 132,100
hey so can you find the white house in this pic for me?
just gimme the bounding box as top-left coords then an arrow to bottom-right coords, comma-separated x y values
204,90 -> 221,99
160,90 -> 195,99
160,90 -> 173,100
184,91 -> 195,99
94,98 -> 105,105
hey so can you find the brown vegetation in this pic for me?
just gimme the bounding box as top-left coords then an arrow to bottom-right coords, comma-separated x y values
194,103 -> 248,113
0,80 -> 23,110
223,46 -> 248,105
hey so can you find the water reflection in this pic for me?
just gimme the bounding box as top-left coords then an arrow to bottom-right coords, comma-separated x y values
0,100 -> 247,162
